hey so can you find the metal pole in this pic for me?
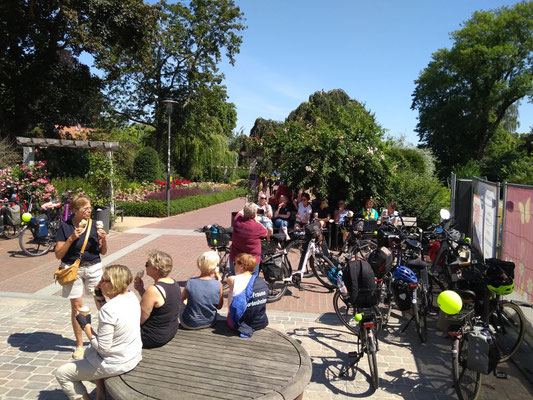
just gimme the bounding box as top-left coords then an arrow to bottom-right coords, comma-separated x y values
167,112 -> 171,217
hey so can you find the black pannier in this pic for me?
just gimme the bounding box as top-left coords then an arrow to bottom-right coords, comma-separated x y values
204,224 -> 232,247
342,259 -> 378,308
305,221 -> 322,239
392,279 -> 412,311
261,253 -> 284,283
367,246 -> 393,278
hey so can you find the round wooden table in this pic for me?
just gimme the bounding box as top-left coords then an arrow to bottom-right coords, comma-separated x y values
105,323 -> 311,399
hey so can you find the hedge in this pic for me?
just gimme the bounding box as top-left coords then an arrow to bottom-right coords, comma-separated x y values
118,188 -> 246,217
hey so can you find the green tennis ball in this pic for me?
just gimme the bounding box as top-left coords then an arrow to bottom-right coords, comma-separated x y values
354,313 -> 363,322
438,290 -> 462,315
373,231 -> 378,235
22,212 -> 32,223
365,216 -> 369,221
464,237 -> 471,244
213,239 -> 217,245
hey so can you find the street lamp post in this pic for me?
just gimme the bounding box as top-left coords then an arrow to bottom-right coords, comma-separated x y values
162,99 -> 178,217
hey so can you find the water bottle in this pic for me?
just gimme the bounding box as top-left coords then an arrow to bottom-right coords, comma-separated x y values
337,273 -> 349,298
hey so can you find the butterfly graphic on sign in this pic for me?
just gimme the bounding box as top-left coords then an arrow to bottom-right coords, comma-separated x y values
518,197 -> 530,224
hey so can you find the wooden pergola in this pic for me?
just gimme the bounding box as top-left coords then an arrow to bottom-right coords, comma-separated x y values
16,136 -> 120,214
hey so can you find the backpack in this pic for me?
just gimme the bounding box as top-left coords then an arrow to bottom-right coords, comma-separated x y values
342,259 -> 378,308
304,221 -> 322,239
466,325 -> 500,374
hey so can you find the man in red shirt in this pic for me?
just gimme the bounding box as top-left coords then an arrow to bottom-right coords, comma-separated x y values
229,203 -> 267,277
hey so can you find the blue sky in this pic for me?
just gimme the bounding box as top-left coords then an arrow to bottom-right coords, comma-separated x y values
219,0 -> 533,144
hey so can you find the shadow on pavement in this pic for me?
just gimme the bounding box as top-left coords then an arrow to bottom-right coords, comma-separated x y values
38,389 -> 68,399
8,331 -> 76,352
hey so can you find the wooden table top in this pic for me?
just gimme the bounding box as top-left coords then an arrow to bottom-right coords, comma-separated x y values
105,322 -> 312,400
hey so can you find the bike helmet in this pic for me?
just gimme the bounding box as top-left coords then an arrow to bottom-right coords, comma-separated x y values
485,266 -> 514,296
393,265 -> 418,284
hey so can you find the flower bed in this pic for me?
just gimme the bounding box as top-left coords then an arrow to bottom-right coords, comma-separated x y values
118,188 -> 245,217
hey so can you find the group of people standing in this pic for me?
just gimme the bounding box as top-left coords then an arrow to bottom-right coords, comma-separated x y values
53,195 -> 269,400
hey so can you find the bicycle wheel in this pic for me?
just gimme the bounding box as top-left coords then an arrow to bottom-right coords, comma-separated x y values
366,327 -> 379,390
285,239 -> 313,278
488,301 -> 525,362
415,285 -> 428,343
377,274 -> 393,328
452,335 -> 482,400
333,291 -> 360,335
3,223 -> 22,239
310,252 -> 336,289
265,258 -> 290,303
19,226 -> 54,256
352,240 -> 378,260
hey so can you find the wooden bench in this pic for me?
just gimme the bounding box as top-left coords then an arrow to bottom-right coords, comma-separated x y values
105,322 -> 312,400
402,216 -> 417,227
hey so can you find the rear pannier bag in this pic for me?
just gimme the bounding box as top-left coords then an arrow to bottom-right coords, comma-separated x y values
368,246 -> 393,278
466,326 -> 500,374
6,205 -> 21,226
392,280 -> 412,311
261,253 -> 284,283
342,259 -> 378,308
304,221 -> 322,239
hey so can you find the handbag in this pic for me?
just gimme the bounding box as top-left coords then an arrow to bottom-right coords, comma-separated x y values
54,219 -> 93,286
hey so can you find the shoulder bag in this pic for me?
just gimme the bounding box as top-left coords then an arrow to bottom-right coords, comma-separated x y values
54,219 -> 93,286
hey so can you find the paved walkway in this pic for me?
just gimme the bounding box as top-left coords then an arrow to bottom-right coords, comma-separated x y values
0,197 -> 531,399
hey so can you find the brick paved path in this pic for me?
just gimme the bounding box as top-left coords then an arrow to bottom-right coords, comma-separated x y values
0,197 -> 531,399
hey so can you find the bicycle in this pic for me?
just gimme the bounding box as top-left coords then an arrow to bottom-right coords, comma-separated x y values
440,261 -> 530,400
334,217 -> 378,260
339,305 -> 380,390
261,224 -> 337,302
203,225 -> 233,288
18,194 -> 68,257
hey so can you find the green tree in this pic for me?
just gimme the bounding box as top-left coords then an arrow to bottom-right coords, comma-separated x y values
259,89 -> 390,206
412,2 -> 533,178
0,0 -> 153,140
134,147 -> 162,183
100,0 -> 245,154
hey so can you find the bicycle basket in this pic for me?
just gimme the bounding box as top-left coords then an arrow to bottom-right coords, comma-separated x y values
204,225 -> 231,247
261,253 -> 284,283
304,221 -> 322,239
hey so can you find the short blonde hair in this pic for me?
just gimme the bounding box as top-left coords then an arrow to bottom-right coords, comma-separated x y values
234,253 -> 257,273
146,250 -> 173,277
70,195 -> 91,211
197,251 -> 220,274
105,265 -> 132,295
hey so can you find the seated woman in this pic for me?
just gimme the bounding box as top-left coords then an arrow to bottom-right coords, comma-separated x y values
293,190 -> 312,229
273,195 -> 293,240
134,250 -> 181,349
334,200 -> 351,244
314,199 -> 331,228
257,193 -> 274,237
381,201 -> 400,226
360,198 -> 379,220
55,265 -> 142,400
227,253 -> 269,338
180,251 -> 224,329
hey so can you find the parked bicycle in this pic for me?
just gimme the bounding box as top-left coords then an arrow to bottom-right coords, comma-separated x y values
339,305 -> 380,390
438,259 -> 530,400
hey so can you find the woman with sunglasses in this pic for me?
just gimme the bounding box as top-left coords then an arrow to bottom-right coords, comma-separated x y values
134,250 -> 181,348
55,265 -> 142,400
55,195 -> 108,360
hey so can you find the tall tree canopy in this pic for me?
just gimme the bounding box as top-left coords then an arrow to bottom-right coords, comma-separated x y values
257,89 -> 390,205
412,1 -> 533,178
0,0 -> 153,140
100,0 -> 246,154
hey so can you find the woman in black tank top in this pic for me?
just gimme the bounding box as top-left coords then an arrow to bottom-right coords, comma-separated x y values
134,250 -> 181,349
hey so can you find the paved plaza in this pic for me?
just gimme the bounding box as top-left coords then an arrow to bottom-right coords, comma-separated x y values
0,198 -> 531,399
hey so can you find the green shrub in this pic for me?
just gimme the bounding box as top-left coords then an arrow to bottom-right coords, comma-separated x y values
134,147 -> 162,182
118,188 -> 245,217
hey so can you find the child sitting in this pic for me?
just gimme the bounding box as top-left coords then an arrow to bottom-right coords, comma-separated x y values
180,251 -> 224,329
227,253 -> 269,338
